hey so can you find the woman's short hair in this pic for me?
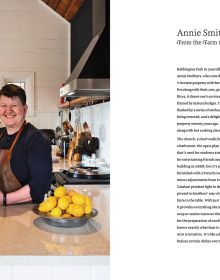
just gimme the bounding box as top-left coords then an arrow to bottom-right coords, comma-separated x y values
0,84 -> 26,105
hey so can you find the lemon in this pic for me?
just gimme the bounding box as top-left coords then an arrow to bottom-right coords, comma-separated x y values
65,195 -> 72,203
84,203 -> 92,214
84,196 -> 92,206
68,189 -> 76,197
39,201 -> 50,213
72,204 -> 84,217
39,198 -> 56,212
72,193 -> 85,205
58,196 -> 70,210
66,203 -> 75,215
45,196 -> 57,208
50,207 -> 62,218
62,213 -> 72,218
44,200 -> 56,212
54,186 -> 67,198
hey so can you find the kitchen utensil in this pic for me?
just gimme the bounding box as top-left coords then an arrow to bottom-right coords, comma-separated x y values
68,101 -> 71,122
33,205 -> 98,227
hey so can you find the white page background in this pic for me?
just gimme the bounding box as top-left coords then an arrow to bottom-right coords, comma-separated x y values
111,0 -> 220,279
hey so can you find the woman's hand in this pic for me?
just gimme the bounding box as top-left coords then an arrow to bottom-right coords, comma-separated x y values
6,185 -> 32,205
0,186 -> 32,206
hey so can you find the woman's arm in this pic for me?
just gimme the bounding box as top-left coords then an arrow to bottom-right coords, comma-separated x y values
1,185 -> 32,205
26,132 -> 52,203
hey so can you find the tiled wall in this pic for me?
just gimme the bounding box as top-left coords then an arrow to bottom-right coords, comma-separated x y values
69,101 -> 110,164
0,265 -> 110,280
0,0 -> 69,130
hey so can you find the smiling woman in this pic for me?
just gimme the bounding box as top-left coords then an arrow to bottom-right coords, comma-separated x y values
0,72 -> 35,117
0,84 -> 52,206
0,93 -> 27,134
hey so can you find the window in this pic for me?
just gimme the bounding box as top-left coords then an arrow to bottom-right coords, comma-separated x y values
0,72 -> 35,116
7,82 -> 25,90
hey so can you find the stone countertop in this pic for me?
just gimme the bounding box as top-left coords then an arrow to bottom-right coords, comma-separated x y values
0,185 -> 109,265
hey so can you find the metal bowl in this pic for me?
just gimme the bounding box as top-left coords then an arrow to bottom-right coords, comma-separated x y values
33,205 -> 98,227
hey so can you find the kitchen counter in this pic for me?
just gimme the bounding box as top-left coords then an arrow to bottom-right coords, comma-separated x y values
53,158 -> 76,172
52,158 -> 110,185
0,185 -> 109,265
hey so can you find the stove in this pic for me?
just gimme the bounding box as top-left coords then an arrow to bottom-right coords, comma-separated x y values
52,169 -> 110,185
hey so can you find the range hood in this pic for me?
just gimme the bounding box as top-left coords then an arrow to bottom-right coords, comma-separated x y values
60,0 -> 110,98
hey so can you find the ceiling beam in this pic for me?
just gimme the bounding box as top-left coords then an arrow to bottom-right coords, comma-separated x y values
41,0 -> 86,22
47,0 -> 60,9
64,0 -> 85,21
62,0 -> 74,17
56,0 -> 71,15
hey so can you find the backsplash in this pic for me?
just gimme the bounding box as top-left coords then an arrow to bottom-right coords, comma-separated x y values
69,101 -> 110,165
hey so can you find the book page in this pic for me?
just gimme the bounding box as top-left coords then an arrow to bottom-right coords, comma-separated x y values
112,1 -> 220,280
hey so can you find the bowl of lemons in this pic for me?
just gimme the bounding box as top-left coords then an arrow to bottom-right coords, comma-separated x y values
33,186 -> 98,227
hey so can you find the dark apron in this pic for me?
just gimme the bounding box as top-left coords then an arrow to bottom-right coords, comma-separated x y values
0,123 -> 25,193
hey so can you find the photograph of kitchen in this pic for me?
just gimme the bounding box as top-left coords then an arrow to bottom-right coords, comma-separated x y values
0,0 -> 110,279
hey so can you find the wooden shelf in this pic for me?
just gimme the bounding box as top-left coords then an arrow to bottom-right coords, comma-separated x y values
59,96 -> 110,109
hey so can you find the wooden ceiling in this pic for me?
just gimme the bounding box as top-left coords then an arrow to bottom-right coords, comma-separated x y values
41,0 -> 86,22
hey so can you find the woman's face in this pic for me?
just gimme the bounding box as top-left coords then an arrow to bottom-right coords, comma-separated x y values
0,95 -> 28,130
